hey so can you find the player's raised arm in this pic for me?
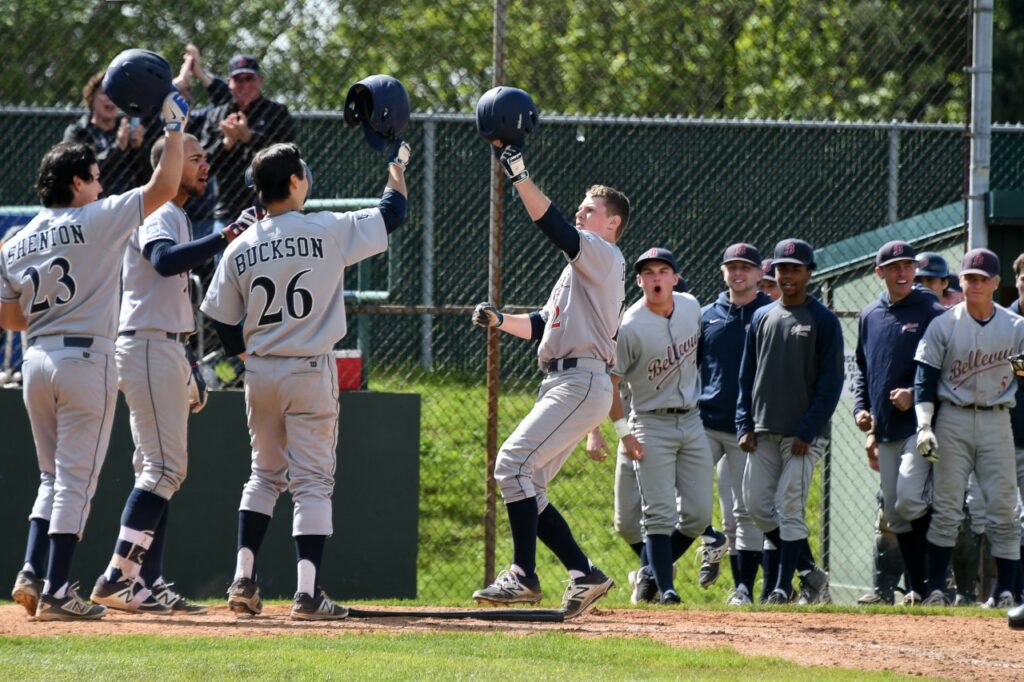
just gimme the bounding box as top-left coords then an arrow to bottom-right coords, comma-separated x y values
141,92 -> 190,217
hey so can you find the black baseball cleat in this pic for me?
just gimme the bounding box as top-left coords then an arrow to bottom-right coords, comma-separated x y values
227,577 -> 263,616
628,567 -> 658,604
36,582 -> 106,621
150,582 -> 208,615
291,589 -> 349,621
1009,603 -> 1024,629
562,567 -> 614,619
472,569 -> 542,605
11,570 -> 44,617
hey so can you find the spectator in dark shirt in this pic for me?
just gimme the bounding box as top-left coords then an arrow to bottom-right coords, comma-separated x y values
197,52 -> 296,232
63,70 -> 146,197
172,44 -> 232,238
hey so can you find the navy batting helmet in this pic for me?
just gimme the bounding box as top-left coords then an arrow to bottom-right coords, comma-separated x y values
344,75 -> 411,152
102,49 -> 174,118
475,86 -> 539,147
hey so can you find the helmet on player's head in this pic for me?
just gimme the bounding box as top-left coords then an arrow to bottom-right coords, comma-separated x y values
102,49 -> 174,118
344,75 -> 411,152
475,86 -> 539,148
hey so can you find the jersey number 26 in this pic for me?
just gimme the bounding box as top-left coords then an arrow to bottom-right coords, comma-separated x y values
250,269 -> 314,326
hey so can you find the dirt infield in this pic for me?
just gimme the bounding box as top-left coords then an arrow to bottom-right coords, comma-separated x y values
2,603 -> 1022,680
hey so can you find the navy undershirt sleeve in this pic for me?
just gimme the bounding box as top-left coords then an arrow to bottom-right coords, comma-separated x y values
146,235 -> 227,277
378,188 -> 407,234
529,311 -> 545,341
212,319 -> 246,357
914,362 -> 940,404
534,204 -> 580,258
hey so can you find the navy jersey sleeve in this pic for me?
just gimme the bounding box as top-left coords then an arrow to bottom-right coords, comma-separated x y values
853,310 -> 870,416
797,305 -> 844,443
735,308 -> 760,437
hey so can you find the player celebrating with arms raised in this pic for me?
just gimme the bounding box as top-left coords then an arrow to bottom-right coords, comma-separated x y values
3,89 -> 188,621
202,138 -> 411,620
470,87 -> 624,618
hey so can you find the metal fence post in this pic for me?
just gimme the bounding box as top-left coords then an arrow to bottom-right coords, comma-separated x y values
968,0 -> 994,249
484,0 -> 508,589
887,124 -> 900,225
421,118 -> 436,372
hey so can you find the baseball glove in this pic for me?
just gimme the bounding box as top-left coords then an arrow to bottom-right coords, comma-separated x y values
1011,353 -> 1024,377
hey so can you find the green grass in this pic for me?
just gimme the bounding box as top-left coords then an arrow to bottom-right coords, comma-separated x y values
373,369 -> 825,606
0,633 -> 916,680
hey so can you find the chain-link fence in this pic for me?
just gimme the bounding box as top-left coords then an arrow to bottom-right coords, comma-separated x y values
4,0 -> 1024,605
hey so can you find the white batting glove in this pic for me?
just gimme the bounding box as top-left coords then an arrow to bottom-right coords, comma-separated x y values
222,206 -> 266,243
387,139 -> 412,171
472,302 -> 503,328
162,90 -> 190,132
499,146 -> 529,185
916,426 -> 938,463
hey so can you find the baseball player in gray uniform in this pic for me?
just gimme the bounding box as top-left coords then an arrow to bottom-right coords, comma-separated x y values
470,142 -> 625,617
603,247 -> 711,605
914,248 -> 1024,608
89,133 -> 259,616
202,139 -> 410,620
736,238 -> 842,605
2,92 -> 189,621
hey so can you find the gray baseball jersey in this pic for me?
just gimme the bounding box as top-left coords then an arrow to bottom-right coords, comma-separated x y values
1,189 -> 143,340
201,208 -> 387,357
612,293 -> 711,538
915,303 -> 1024,407
116,201 -> 199,502
201,207 -> 387,537
119,202 -> 195,334
915,303 -> 1024,559
494,229 -> 623,510
0,189 -> 143,537
536,230 -> 625,369
613,292 -> 702,412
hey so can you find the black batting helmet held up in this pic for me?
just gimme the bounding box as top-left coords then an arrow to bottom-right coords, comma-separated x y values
102,49 -> 174,118
475,86 -> 539,148
344,75 -> 411,152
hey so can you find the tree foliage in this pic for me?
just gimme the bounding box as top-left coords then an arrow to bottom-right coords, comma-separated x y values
0,0 -> 1017,123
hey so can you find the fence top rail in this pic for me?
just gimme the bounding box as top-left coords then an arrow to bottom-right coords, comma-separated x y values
4,105 -> 1024,134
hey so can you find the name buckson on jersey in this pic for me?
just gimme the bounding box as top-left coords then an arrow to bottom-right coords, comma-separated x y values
234,236 -> 325,276
5,223 -> 85,265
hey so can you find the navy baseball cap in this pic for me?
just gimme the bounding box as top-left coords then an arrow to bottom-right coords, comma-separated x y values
761,258 -> 776,282
229,55 -> 261,77
915,252 -> 948,279
773,238 -> 815,268
961,248 -> 1000,278
945,273 -> 962,292
634,247 -> 678,273
875,240 -> 916,267
722,243 -> 762,267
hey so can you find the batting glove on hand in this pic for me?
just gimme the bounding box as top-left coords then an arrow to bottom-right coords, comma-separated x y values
222,206 -> 266,243
916,426 -> 939,463
472,302 -> 503,329
186,354 -> 208,414
161,90 -> 190,132
386,139 -> 412,171
499,146 -> 530,185
1011,353 -> 1024,377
